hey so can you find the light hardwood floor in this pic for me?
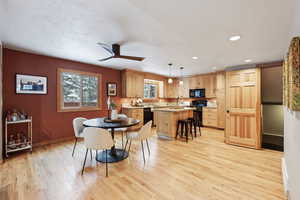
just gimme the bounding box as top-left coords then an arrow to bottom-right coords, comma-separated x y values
0,128 -> 286,200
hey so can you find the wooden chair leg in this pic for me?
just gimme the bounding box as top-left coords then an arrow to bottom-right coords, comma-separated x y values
123,139 -> 129,157
81,149 -> 88,175
146,139 -> 150,155
72,138 -> 78,157
121,132 -> 124,149
128,140 -> 132,154
141,141 -> 146,164
105,149 -> 108,177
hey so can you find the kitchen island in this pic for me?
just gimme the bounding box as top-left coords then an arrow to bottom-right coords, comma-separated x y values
153,107 -> 195,139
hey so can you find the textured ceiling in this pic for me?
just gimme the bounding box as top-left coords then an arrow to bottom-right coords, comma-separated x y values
0,0 -> 297,76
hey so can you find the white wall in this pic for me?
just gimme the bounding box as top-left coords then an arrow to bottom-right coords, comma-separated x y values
284,0 -> 300,199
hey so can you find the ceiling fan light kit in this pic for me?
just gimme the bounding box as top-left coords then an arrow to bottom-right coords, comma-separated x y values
98,43 -> 145,62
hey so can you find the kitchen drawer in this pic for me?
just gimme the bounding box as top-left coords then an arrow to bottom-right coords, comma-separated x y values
203,112 -> 217,120
203,108 -> 217,114
203,119 -> 217,127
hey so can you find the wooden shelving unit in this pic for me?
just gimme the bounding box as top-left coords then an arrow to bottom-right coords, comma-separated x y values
5,116 -> 33,158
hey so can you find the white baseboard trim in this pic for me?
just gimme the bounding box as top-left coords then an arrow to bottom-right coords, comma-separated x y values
282,157 -> 289,194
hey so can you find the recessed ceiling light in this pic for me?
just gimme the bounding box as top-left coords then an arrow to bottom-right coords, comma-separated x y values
244,59 -> 252,63
192,56 -> 198,60
229,35 -> 241,41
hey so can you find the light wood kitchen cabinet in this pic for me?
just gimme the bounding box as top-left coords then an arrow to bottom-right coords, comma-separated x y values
202,107 -> 218,127
178,77 -> 190,98
122,107 -> 144,130
166,79 -> 179,98
216,72 -> 225,129
203,74 -> 216,98
189,75 -> 204,89
121,70 -> 144,98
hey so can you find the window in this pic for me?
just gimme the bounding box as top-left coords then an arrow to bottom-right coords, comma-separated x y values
144,80 -> 159,99
57,68 -> 101,112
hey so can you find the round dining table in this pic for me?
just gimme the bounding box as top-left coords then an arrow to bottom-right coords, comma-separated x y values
83,117 -> 140,163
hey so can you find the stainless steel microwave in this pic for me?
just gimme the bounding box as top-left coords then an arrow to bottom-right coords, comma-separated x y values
189,89 -> 205,98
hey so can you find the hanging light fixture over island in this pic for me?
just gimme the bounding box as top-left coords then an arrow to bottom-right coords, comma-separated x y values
168,63 -> 173,84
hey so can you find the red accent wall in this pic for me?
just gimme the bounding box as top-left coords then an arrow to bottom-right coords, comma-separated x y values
3,48 -> 122,145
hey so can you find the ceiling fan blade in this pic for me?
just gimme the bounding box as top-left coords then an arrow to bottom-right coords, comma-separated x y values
117,55 -> 145,61
97,42 -> 114,55
98,56 -> 114,62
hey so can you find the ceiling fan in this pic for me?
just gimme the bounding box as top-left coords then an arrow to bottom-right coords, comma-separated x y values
97,43 -> 145,62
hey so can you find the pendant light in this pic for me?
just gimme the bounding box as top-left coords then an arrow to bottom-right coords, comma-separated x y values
179,66 -> 184,85
168,63 -> 173,84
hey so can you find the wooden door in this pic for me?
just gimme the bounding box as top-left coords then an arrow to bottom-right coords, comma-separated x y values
225,68 -> 261,149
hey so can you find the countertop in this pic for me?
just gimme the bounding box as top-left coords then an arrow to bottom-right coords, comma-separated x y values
203,107 -> 217,109
122,106 -> 145,109
152,107 -> 196,112
122,105 -> 189,109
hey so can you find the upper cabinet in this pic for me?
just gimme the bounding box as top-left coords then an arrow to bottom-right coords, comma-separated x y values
121,70 -> 144,98
187,74 -> 216,98
166,79 -> 179,98
179,77 -> 190,98
204,74 -> 216,98
121,69 -> 217,99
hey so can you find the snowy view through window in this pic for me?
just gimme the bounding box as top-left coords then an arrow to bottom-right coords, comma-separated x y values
144,83 -> 157,98
62,72 -> 98,108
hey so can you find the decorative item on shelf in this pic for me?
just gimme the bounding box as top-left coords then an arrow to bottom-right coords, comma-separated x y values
11,109 -> 19,121
107,82 -> 117,96
20,132 -> 27,147
19,110 -> 28,120
16,133 -> 21,147
6,110 -> 13,121
8,134 -> 16,149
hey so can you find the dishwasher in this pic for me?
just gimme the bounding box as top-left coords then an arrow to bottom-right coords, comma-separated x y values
143,108 -> 153,124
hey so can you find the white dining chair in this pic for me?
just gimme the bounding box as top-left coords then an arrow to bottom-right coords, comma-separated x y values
72,117 -> 87,157
124,121 -> 153,164
81,127 -> 114,176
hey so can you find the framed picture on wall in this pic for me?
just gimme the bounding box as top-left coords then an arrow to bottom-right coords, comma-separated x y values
107,82 -> 117,96
16,74 -> 47,94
